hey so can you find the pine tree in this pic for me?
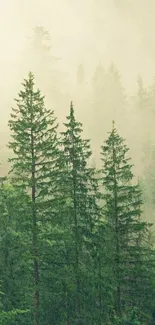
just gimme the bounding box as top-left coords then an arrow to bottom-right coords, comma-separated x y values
140,76 -> 155,224
137,75 -> 148,111
92,62 -> 106,120
101,121 -> 149,320
134,76 -> 150,147
27,26 -> 65,111
91,63 -> 126,163
105,64 -> 126,124
29,26 -> 59,73
0,180 -> 31,324
58,101 -> 101,325
8,72 -> 59,325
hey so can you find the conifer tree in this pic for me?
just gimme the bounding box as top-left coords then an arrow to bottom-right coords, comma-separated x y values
0,181 -> 31,324
140,77 -> 155,224
58,102 -> 101,325
137,75 -> 148,111
101,121 -> 150,320
91,63 -> 126,157
27,26 -> 65,111
8,72 -> 59,325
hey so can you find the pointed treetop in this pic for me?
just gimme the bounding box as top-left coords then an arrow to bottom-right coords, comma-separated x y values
109,63 -> 120,79
70,101 -> 75,119
32,26 -> 51,50
112,120 -> 116,135
21,72 -> 35,94
93,61 -> 105,84
28,71 -> 34,80
70,101 -> 73,110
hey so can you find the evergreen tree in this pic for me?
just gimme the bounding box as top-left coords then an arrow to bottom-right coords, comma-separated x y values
136,75 -> 149,111
134,75 -> 150,145
92,61 -> 106,119
139,77 -> 155,230
92,63 -> 126,122
101,121 -> 150,320
29,26 -> 59,74
27,26 -> 66,112
8,72 -> 59,325
58,101 -> 101,325
91,63 -> 126,162
0,180 -> 31,324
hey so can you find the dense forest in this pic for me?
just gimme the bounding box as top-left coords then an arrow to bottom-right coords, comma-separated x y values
1,25 -> 155,325
0,70 -> 155,325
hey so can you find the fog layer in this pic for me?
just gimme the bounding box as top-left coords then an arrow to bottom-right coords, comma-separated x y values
0,0 -> 155,178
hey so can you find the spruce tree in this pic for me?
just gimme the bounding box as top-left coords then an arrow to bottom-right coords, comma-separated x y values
27,26 -> 65,110
58,101 -> 101,325
0,181 -> 31,324
91,63 -> 126,162
101,121 -> 149,320
137,75 -> 148,111
8,72 -> 59,325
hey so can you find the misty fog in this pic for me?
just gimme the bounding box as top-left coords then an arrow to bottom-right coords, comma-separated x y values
1,0 -> 155,224
1,3 -> 155,324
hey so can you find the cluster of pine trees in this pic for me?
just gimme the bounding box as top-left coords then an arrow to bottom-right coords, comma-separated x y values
0,72 -> 155,325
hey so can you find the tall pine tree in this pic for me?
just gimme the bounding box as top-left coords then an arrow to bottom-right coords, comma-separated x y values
58,102 -> 101,325
101,121 -> 150,321
8,72 -> 59,325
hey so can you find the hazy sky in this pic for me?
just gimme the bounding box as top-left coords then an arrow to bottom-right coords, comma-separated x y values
0,0 -> 155,227
0,0 -> 155,93
0,0 -> 155,153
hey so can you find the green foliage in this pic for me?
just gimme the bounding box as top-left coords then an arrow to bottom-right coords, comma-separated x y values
101,122 -> 152,320
8,72 -> 59,325
0,309 -> 29,325
8,72 -> 59,197
52,101 -> 101,324
3,71 -> 155,325
108,308 -> 140,325
0,281 -> 29,325
0,181 -> 32,324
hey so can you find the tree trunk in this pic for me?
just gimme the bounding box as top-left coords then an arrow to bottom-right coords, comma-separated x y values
113,141 -> 121,317
73,163 -> 81,324
31,129 -> 39,325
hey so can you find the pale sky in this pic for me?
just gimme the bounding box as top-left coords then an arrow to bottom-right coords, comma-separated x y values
0,0 -> 155,222
0,0 -> 155,132
0,0 -> 155,92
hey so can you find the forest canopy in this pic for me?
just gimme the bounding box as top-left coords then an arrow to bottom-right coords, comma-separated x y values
0,69 -> 155,325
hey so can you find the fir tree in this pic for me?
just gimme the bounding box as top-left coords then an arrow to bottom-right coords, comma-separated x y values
8,72 -> 59,325
137,75 -> 148,111
91,63 -> 126,158
0,180 -> 31,324
101,121 -> 149,319
58,101 -> 101,325
27,26 -> 65,110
